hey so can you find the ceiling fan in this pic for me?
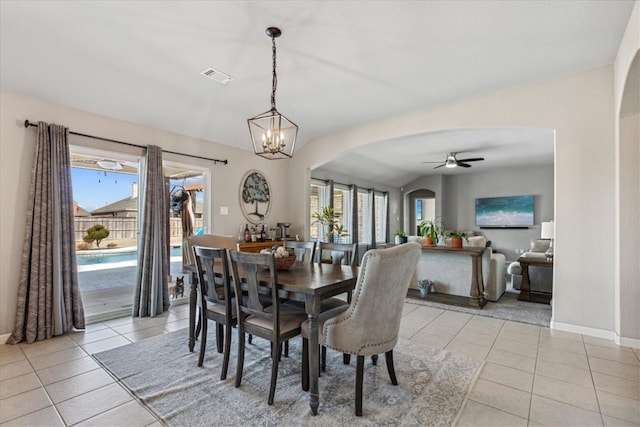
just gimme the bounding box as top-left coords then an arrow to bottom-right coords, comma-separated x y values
72,158 -> 124,171
422,152 -> 485,169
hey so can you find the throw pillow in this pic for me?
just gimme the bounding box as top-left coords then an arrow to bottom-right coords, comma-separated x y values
530,238 -> 550,252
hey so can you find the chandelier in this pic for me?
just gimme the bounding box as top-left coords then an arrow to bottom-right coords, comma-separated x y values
248,27 -> 298,160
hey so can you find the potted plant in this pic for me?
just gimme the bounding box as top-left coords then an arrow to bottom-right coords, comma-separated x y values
449,230 -> 468,248
418,217 -> 442,246
312,206 -> 349,242
394,231 -> 408,245
418,279 -> 433,297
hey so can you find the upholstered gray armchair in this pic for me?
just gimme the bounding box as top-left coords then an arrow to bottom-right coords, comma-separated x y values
302,242 -> 421,416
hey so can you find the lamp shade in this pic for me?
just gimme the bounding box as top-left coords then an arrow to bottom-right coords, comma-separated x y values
541,221 -> 555,239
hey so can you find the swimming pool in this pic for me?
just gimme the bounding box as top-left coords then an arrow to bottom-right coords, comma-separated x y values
77,246 -> 182,265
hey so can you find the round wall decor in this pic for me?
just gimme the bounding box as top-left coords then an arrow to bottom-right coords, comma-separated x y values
239,170 -> 271,224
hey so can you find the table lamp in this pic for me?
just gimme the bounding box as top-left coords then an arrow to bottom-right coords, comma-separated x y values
541,221 -> 555,260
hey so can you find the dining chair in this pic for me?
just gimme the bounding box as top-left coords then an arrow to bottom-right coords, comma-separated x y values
228,250 -> 308,405
283,240 -> 316,263
192,246 -> 235,380
301,242 -> 421,416
317,242 -> 358,266
185,234 -> 238,350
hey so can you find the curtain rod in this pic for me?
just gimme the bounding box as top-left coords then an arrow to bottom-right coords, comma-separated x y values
24,120 -> 228,165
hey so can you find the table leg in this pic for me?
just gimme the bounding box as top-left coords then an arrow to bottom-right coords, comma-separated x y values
188,280 -> 197,352
469,255 -> 486,307
518,263 -> 531,301
308,312 -> 320,415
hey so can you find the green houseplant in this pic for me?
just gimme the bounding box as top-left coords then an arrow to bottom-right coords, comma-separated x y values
418,217 -> 442,246
312,206 -> 349,242
449,230 -> 469,248
394,230 -> 408,244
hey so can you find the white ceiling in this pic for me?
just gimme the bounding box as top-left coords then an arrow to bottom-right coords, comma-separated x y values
0,1 -> 634,185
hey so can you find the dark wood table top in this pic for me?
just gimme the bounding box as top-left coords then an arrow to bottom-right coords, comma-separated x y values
420,245 -> 485,256
257,261 -> 359,297
517,256 -> 553,267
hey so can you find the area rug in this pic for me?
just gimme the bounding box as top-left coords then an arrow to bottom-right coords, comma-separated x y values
93,328 -> 482,426
406,289 -> 551,327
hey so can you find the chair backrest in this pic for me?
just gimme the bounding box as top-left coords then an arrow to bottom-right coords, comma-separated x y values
284,240 -> 317,263
322,242 -> 421,356
317,242 -> 358,266
192,246 -> 232,310
228,250 -> 282,332
184,234 -> 236,269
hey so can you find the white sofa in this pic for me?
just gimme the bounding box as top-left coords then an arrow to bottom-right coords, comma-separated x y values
410,235 -> 506,301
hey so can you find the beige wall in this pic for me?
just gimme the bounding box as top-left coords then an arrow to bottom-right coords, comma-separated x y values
291,65 -> 619,340
614,1 -> 640,345
0,92 -> 292,335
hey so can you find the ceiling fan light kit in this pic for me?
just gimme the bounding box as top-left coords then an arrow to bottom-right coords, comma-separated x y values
248,27 -> 298,160
424,152 -> 485,169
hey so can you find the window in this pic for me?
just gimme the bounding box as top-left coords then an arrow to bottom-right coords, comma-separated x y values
310,180 -> 329,241
357,189 -> 372,244
374,191 -> 388,244
310,180 -> 388,248
333,184 -> 352,243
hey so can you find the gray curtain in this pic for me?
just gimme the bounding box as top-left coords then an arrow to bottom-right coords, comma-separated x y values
133,145 -> 170,317
8,122 -> 85,344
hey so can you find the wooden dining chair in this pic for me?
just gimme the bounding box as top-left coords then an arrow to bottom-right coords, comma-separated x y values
192,246 -> 235,380
317,242 -> 358,266
228,250 -> 308,405
302,242 -> 422,416
283,240 -> 316,263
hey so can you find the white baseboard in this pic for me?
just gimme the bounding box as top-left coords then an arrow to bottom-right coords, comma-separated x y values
0,333 -> 10,345
617,335 -> 640,349
550,321 -> 616,340
551,321 -> 640,349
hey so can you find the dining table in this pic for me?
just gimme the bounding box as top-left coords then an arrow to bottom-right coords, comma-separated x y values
187,260 -> 359,415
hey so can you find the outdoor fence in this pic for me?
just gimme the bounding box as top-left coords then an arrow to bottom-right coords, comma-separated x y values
74,217 -> 203,242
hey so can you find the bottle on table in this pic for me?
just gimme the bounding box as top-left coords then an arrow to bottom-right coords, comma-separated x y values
244,224 -> 251,243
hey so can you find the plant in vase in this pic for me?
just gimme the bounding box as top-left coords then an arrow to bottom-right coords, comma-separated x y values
418,279 -> 433,297
418,217 -> 442,246
312,206 -> 349,242
394,231 -> 408,244
449,230 -> 469,248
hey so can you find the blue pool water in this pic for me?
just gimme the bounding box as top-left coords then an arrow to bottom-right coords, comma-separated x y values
77,246 -> 181,265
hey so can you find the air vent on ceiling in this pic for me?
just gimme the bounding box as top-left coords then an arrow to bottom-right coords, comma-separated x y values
200,67 -> 234,85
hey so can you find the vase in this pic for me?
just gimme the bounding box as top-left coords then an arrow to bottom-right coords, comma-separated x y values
451,237 -> 463,248
419,288 -> 428,298
425,237 -> 435,246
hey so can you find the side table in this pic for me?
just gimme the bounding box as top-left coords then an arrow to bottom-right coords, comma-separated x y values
517,256 -> 553,304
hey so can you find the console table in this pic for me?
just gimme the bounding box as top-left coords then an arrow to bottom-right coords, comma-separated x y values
420,246 -> 486,307
517,256 -> 553,304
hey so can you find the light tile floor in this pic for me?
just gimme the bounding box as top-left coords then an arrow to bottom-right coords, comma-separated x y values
1,302 -> 639,426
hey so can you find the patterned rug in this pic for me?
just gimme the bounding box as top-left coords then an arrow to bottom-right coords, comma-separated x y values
406,289 -> 552,327
93,328 -> 482,426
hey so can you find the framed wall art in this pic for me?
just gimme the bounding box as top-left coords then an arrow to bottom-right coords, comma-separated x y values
239,170 -> 271,224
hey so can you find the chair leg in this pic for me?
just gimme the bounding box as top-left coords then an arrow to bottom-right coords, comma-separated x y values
197,310 -> 207,367
235,330 -> 245,388
343,354 -> 351,364
301,338 -> 309,391
215,323 -> 224,353
321,346 -> 327,371
385,350 -> 398,385
248,334 -> 253,344
195,309 -> 202,341
284,340 -> 289,357
356,355 -> 365,416
371,354 -> 378,365
268,340 -> 280,405
220,321 -> 232,380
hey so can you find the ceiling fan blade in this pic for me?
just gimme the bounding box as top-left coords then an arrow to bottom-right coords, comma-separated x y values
433,164 -> 445,169
456,162 -> 472,168
421,161 -> 444,164
456,157 -> 484,162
